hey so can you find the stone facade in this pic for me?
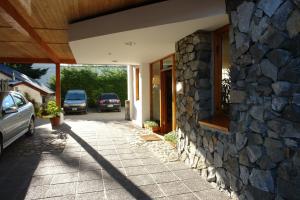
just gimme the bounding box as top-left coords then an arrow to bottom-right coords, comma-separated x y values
176,1 -> 300,199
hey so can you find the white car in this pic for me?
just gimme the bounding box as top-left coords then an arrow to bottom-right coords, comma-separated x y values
0,91 -> 35,156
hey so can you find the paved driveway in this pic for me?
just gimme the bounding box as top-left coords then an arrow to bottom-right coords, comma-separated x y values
0,111 -> 230,200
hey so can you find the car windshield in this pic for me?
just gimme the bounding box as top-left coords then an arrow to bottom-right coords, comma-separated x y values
65,92 -> 85,100
101,94 -> 118,99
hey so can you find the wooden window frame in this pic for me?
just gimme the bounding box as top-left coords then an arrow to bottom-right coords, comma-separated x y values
199,25 -> 230,133
135,67 -> 140,101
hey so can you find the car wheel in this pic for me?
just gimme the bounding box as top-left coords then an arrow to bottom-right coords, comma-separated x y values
26,118 -> 35,136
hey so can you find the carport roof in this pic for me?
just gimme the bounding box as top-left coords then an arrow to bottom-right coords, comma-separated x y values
0,0 -> 164,64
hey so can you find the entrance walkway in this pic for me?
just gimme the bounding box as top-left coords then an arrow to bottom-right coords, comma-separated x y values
0,113 -> 230,200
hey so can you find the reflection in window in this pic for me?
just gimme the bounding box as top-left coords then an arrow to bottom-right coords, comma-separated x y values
152,62 -> 160,122
221,31 -> 231,115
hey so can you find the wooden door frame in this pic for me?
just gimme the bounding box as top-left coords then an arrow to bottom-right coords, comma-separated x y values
149,54 -> 176,134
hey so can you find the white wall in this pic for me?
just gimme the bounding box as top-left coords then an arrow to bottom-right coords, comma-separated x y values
0,73 -> 11,80
14,84 -> 43,105
130,64 -> 150,127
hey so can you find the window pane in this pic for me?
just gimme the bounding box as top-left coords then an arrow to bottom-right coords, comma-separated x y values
163,57 -> 173,69
221,32 -> 231,115
13,94 -> 26,107
152,62 -> 160,121
2,95 -> 15,110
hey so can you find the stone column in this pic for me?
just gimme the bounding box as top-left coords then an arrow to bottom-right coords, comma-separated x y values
227,0 -> 300,199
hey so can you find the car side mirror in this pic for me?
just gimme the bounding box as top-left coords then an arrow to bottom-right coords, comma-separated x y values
3,107 -> 18,115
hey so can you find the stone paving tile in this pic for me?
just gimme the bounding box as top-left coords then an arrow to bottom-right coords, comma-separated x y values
168,192 -> 199,200
76,179 -> 104,194
141,157 -> 163,165
151,172 -> 179,183
127,174 -> 156,186
51,172 -> 79,184
76,191 -> 106,200
173,169 -> 201,180
105,188 -> 136,200
158,181 -> 190,196
195,188 -> 230,200
30,175 -> 53,186
165,161 -> 190,171
183,178 -> 213,192
79,162 -> 102,171
144,164 -> 170,174
109,160 -> 124,168
138,184 -> 165,199
116,148 -> 134,154
121,159 -> 144,167
24,185 -> 50,199
78,170 -> 102,181
124,166 -> 149,176
103,179 -> 126,190
119,153 -> 138,160
45,182 -> 76,198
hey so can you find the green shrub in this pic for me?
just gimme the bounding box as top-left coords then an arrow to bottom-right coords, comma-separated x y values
164,131 -> 178,144
46,101 -> 62,117
143,120 -> 159,129
49,67 -> 127,107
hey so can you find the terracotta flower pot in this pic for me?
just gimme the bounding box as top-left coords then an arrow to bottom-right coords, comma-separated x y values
50,116 -> 60,128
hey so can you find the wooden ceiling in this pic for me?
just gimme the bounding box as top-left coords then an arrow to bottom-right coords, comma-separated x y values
0,0 -> 163,64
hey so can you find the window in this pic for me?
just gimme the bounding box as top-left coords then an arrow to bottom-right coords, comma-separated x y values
135,67 -> 140,101
199,25 -> 230,133
2,95 -> 15,110
214,25 -> 231,116
150,61 -> 161,122
12,93 -> 27,107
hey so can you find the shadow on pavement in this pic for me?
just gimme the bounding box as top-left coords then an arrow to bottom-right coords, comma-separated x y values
59,123 -> 151,200
0,125 -> 67,200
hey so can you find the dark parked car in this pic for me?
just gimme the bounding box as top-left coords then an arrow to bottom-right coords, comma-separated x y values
0,91 -> 35,156
98,93 -> 121,112
63,90 -> 88,114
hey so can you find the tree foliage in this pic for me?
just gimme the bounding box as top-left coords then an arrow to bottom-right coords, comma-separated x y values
6,63 -> 48,79
50,68 -> 127,107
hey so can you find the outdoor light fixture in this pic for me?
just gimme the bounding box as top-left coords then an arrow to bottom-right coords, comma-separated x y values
112,60 -> 118,63
176,82 -> 184,94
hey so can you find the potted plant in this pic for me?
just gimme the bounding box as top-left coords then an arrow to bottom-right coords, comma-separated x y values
46,100 -> 62,128
143,120 -> 160,133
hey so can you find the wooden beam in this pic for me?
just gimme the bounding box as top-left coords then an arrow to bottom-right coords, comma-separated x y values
0,0 -> 60,63
0,57 -> 76,64
55,63 -> 61,108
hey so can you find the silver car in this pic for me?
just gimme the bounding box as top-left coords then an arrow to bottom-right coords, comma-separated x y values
0,91 -> 35,156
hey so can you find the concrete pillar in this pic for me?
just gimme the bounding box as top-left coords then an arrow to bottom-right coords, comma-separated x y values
140,63 -> 150,126
127,65 -> 133,119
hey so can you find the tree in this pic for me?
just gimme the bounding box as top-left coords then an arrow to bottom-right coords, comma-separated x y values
49,67 -> 127,107
6,63 -> 48,79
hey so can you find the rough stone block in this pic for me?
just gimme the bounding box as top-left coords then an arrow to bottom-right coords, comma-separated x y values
237,1 -> 255,33
249,169 -> 274,192
287,9 -> 300,38
230,90 -> 247,103
257,0 -> 283,17
260,59 -> 278,82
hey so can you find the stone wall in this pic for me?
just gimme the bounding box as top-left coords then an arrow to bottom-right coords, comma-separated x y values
176,0 -> 300,199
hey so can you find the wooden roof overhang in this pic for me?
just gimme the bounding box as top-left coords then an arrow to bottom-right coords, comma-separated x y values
0,0 -> 164,64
